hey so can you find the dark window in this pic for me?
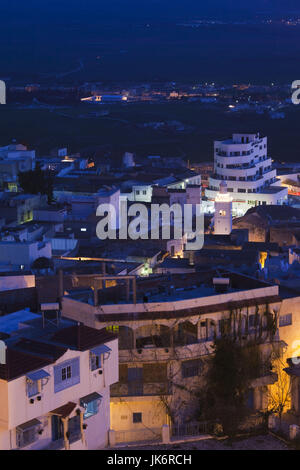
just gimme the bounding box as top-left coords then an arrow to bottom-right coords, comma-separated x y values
182,359 -> 202,378
279,314 -> 292,327
128,367 -> 143,396
133,412 -> 142,423
16,420 -> 41,448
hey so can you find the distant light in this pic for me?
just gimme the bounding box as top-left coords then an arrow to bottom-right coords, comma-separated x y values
81,228 -> 87,232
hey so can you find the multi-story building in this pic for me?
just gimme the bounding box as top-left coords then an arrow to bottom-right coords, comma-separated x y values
0,313 -> 118,450
0,143 -> 35,191
205,133 -> 288,216
61,270 -> 283,444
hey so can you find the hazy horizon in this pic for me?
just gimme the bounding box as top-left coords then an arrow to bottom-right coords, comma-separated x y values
1,1 -> 300,84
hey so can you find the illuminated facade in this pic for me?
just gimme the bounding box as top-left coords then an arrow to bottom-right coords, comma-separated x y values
205,133 -> 288,216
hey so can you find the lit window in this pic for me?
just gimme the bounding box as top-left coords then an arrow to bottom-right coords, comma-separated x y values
80,393 -> 102,419
219,210 -> 226,216
106,325 -> 119,333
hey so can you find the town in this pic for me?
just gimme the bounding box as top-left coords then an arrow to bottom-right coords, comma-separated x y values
0,131 -> 299,450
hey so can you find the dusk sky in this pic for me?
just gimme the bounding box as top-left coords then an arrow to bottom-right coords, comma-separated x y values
2,0 -> 300,21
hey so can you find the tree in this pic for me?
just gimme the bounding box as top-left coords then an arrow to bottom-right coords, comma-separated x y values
18,162 -> 54,204
31,256 -> 53,271
203,334 -> 264,440
267,348 -> 291,429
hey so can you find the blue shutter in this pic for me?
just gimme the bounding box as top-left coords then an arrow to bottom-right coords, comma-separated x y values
54,364 -> 63,393
70,358 -> 80,386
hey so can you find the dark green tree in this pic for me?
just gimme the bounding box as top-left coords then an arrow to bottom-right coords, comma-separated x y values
203,332 -> 265,440
18,162 -> 54,204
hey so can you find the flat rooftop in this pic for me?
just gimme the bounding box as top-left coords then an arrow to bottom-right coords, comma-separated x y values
65,270 -> 278,307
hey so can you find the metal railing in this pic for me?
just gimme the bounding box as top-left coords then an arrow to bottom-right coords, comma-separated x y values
115,427 -> 162,444
171,421 -> 215,438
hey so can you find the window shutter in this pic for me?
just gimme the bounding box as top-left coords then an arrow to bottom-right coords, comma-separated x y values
119,364 -> 128,383
54,364 -> 63,393
70,358 -> 80,386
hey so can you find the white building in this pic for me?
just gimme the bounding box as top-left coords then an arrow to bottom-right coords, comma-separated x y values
213,181 -> 232,235
0,240 -> 52,270
0,316 -> 118,450
0,144 -> 35,191
205,133 -> 288,216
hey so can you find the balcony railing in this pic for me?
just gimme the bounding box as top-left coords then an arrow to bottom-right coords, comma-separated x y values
111,381 -> 171,398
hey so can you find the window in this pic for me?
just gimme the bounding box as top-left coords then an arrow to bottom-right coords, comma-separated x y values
84,400 -> 98,419
90,352 -> 101,371
80,392 -> 102,419
27,380 -> 39,398
89,344 -> 111,371
249,314 -> 256,328
279,314 -> 292,327
62,365 -> 72,381
54,358 -> 80,393
219,210 -> 226,216
182,359 -> 202,378
26,369 -> 50,398
128,367 -> 143,396
106,325 -> 119,334
136,190 -> 140,195
16,419 -> 41,448
133,412 -> 142,423
247,389 -> 254,410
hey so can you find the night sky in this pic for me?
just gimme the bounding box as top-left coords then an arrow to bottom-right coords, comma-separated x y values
2,0 -> 300,22
1,1 -> 300,83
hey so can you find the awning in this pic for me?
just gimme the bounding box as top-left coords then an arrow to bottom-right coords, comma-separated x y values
26,369 -> 50,381
80,392 -> 102,407
91,344 -> 111,355
50,402 -> 77,419
17,419 -> 41,431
